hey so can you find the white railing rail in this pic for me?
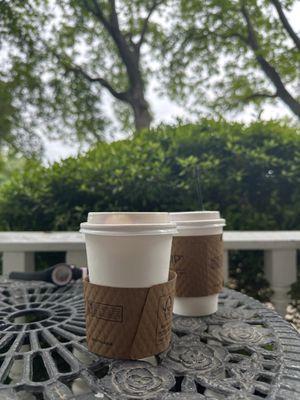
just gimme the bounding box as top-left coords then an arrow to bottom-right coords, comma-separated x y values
0,231 -> 299,315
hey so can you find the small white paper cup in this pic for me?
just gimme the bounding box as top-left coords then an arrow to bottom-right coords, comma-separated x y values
170,211 -> 225,316
80,212 -> 177,288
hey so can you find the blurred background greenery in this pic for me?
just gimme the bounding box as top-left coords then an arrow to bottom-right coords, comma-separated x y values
0,120 -> 299,300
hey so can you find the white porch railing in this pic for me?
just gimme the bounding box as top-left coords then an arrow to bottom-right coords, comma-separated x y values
0,231 -> 299,316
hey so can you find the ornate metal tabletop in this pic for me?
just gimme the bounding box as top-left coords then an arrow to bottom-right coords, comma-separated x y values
0,280 -> 299,400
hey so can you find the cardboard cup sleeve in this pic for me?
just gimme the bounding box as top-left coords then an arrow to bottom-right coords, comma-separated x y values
170,235 -> 223,297
83,271 -> 176,360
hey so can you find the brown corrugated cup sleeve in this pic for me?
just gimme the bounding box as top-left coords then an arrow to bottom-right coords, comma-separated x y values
83,271 -> 176,360
170,235 -> 223,297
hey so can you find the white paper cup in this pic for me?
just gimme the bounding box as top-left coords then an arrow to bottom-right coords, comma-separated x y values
170,211 -> 225,316
80,212 -> 177,287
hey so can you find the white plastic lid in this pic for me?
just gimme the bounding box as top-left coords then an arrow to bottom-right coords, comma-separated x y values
170,211 -> 225,232
170,211 -> 221,221
80,212 -> 177,236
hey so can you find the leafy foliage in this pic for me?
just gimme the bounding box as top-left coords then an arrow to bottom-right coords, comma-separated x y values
162,0 -> 300,118
0,154 -> 25,185
0,119 -> 299,300
1,0 -> 299,155
0,0 -> 167,150
0,1 -> 45,155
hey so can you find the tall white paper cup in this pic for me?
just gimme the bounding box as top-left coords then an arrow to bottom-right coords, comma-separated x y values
80,212 -> 177,287
170,211 -> 225,316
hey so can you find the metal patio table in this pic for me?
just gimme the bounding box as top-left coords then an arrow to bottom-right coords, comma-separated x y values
0,280 -> 300,400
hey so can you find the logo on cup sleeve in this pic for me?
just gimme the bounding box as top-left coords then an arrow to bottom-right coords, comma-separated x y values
156,294 -> 173,344
170,254 -> 183,266
87,301 -> 123,322
162,296 -> 172,320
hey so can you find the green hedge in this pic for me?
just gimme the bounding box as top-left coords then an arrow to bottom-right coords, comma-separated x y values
0,119 -> 299,300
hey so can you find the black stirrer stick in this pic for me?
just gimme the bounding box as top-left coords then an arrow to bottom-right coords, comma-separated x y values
194,165 -> 204,211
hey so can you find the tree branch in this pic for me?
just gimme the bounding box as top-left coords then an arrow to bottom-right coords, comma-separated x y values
108,0 -> 119,29
68,63 -> 129,102
271,0 -> 300,50
82,0 -> 113,34
137,0 -> 164,51
220,22 -> 248,44
81,0 -> 139,85
240,3 -> 259,50
242,91 -> 278,102
240,2 -> 300,118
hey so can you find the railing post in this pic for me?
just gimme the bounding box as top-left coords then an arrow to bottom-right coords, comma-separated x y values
264,249 -> 297,316
223,250 -> 229,284
2,252 -> 35,276
66,250 -> 87,267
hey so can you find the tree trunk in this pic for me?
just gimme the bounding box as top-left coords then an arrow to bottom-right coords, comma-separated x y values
131,99 -> 152,131
275,86 -> 300,118
255,55 -> 300,119
107,36 -> 152,130
241,4 -> 300,119
79,0 -> 155,131
271,0 -> 300,51
129,81 -> 152,130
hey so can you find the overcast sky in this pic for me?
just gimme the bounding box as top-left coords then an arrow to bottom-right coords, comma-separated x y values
44,3 -> 300,164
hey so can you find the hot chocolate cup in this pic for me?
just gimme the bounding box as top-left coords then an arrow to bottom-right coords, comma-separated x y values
80,212 -> 177,360
170,211 -> 225,316
80,212 -> 177,287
